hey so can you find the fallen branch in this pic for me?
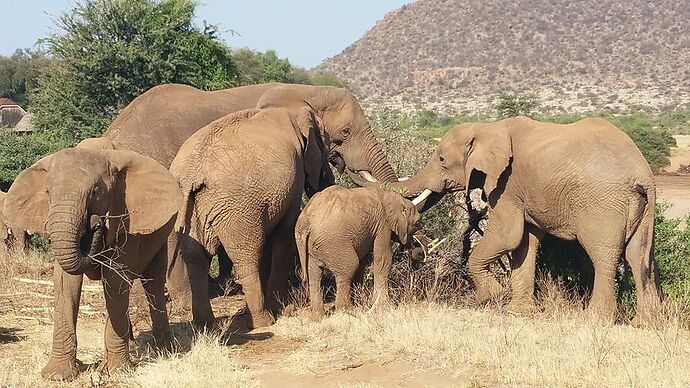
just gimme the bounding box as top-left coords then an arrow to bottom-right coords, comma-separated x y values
15,315 -> 52,323
14,277 -> 102,292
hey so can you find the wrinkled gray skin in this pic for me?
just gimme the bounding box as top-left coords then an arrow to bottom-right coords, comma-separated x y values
295,186 -> 420,320
168,107 -> 334,329
377,116 -> 663,324
3,147 -> 181,381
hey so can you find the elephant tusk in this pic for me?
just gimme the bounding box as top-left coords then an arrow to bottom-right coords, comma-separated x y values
398,177 -> 410,181
357,170 -> 377,183
411,189 -> 433,207
7,228 -> 12,236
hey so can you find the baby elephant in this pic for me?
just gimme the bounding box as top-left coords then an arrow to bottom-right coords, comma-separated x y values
295,186 -> 420,319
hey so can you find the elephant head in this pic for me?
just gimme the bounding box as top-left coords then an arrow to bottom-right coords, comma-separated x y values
256,84 -> 398,184
294,106 -> 335,197
76,137 -> 116,150
382,191 -> 421,247
3,148 -> 181,276
380,122 -> 512,210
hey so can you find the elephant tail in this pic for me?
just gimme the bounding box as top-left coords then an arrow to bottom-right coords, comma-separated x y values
626,182 -> 661,297
295,220 -> 310,297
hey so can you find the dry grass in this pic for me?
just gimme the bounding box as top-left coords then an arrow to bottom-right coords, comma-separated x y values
3,246 -> 690,387
274,295 -> 690,386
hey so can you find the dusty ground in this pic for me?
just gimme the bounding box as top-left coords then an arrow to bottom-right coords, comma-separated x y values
655,135 -> 690,219
1,250 -> 689,387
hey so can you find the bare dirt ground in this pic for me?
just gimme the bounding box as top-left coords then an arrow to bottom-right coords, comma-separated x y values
656,135 -> 690,219
2,250 -> 689,387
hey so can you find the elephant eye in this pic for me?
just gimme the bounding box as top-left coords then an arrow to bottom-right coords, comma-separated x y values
439,154 -> 446,164
341,126 -> 351,138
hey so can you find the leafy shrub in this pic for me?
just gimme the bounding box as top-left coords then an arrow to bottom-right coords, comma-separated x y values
31,0 -> 240,144
0,132 -> 67,190
495,93 -> 540,118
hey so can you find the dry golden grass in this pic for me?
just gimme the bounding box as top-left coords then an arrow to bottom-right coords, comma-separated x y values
272,274 -> 690,387
3,248 -> 690,387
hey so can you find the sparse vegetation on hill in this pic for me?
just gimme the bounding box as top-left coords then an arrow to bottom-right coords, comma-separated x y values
318,0 -> 690,114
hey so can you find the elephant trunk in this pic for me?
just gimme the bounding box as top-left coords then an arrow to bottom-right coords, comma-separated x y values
363,131 -> 398,182
47,202 -> 93,276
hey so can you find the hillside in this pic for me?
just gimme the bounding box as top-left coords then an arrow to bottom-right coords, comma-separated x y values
318,0 -> 690,114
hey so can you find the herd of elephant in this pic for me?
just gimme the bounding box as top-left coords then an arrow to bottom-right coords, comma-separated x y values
0,82 -> 664,381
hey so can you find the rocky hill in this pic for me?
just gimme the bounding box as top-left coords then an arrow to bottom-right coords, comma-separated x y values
317,0 -> 690,114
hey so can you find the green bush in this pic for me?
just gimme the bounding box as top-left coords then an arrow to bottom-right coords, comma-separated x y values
31,0 -> 240,144
495,93 -> 539,118
0,132 -> 67,191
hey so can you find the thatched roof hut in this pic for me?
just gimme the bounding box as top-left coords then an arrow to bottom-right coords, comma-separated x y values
11,112 -> 34,135
0,98 -> 26,128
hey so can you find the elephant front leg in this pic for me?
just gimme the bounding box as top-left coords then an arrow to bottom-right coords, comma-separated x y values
41,262 -> 85,381
372,234 -> 393,306
102,274 -> 134,372
468,207 -> 524,305
142,248 -> 172,350
507,224 -> 543,313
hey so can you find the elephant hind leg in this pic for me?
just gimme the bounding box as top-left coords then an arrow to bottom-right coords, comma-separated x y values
578,229 -> 625,324
334,249 -> 360,310
221,232 -> 275,329
308,258 -> 325,321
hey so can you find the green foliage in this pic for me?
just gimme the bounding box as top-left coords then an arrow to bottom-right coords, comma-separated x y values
233,49 -> 292,85
0,49 -> 51,108
495,93 -> 539,118
650,204 -> 690,304
30,0 -> 239,144
608,113 -> 676,171
0,132 -> 67,191
232,49 -> 349,88
307,72 -> 350,88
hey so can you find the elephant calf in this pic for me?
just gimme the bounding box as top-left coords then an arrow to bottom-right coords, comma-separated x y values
295,186 -> 421,319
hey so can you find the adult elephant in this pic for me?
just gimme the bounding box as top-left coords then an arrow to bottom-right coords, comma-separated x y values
3,148 -> 181,381
83,82 -> 399,296
382,116 -> 663,323
0,190 -> 29,253
169,107 -> 333,328
83,82 -> 397,183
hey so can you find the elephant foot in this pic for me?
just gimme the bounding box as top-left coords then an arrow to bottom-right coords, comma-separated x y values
473,283 -> 505,305
585,303 -> 617,325
104,353 -> 134,374
248,309 -> 275,329
41,357 -> 85,381
309,307 -> 325,322
152,329 -> 175,352
506,298 -> 538,315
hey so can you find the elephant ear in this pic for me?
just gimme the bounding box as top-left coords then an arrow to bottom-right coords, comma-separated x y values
464,125 -> 512,197
105,150 -> 182,235
383,192 -> 413,246
3,155 -> 53,235
296,106 -> 331,194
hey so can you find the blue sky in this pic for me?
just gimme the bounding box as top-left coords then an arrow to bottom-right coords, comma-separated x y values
0,0 -> 413,68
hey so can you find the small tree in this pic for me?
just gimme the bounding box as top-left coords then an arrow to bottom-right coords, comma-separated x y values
31,0 -> 239,143
0,49 -> 51,108
495,93 -> 539,118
